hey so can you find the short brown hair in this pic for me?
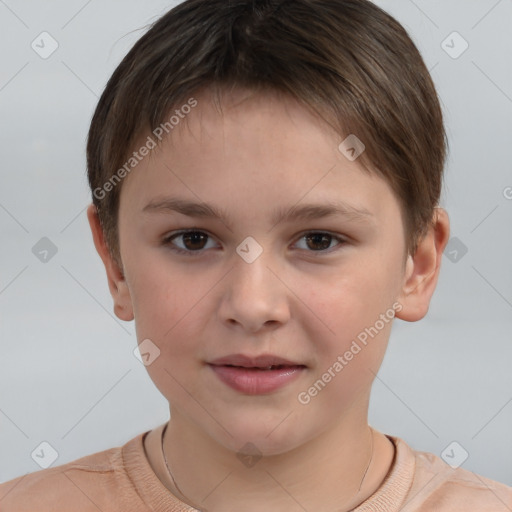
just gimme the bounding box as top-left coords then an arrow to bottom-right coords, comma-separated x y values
87,0 -> 448,267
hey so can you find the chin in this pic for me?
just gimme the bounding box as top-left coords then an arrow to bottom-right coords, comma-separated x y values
207,415 -> 309,458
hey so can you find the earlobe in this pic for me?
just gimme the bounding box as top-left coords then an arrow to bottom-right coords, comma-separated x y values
86,204 -> 134,322
395,208 -> 450,322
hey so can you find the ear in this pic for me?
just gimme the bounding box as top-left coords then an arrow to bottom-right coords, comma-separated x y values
395,207 -> 450,322
86,204 -> 134,321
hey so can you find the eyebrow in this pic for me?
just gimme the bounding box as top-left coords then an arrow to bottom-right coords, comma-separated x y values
142,197 -> 375,228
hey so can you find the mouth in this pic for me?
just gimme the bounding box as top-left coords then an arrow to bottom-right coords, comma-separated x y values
207,354 -> 307,394
219,364 -> 302,371
208,353 -> 305,368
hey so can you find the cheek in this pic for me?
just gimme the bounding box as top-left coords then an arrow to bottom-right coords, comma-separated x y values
310,266 -> 382,325
126,258 -> 186,342
306,261 -> 397,369
127,261 -> 206,397
127,255 -> 217,361
302,279 -> 394,410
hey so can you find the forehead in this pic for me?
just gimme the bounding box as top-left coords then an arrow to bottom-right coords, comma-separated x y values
119,88 -> 402,228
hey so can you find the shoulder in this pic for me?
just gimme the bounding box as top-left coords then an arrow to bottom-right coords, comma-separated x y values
0,435 -> 144,512
399,439 -> 512,511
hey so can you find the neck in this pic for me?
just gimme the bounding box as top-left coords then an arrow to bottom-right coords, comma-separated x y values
157,413 -> 394,512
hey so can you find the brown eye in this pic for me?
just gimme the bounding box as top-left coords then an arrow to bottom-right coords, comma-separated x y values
163,230 -> 216,255
180,231 -> 208,251
295,232 -> 345,252
163,229 -> 346,257
304,233 -> 333,251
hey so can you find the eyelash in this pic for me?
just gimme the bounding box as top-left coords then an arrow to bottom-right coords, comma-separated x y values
162,229 -> 348,257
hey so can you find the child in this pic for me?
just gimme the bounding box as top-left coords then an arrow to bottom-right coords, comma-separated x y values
1,0 -> 511,510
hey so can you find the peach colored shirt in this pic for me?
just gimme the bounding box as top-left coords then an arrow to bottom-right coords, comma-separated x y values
1,423 -> 511,511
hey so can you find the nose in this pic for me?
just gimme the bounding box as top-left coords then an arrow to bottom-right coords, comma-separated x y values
217,248 -> 290,333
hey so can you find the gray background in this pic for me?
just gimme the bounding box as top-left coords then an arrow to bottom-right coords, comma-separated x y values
1,0 -> 511,488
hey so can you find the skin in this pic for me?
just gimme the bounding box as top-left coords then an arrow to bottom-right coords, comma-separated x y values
87,88 -> 450,512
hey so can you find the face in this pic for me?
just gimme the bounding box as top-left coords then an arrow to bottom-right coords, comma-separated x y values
115,89 -> 409,455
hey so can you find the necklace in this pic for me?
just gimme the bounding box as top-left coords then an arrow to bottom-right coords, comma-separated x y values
161,424 -> 190,503
161,423 -> 374,508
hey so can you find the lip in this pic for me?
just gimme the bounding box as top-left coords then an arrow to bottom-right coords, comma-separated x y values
209,353 -> 303,368
208,353 -> 306,395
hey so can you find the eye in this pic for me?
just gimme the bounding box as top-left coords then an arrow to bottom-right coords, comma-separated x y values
162,229 -> 346,256
294,231 -> 346,253
162,230 -> 217,256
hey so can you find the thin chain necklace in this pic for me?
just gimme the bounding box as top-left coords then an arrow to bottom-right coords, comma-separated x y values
161,423 -> 375,509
